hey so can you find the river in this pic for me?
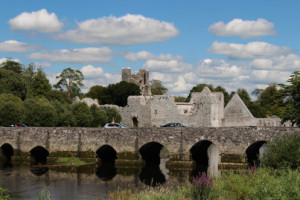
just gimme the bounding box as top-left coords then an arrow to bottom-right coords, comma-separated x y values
0,158 -> 219,200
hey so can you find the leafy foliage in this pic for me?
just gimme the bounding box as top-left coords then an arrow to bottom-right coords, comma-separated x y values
279,71 -> 300,126
150,79 -> 168,95
72,102 -> 92,127
90,104 -> 107,127
23,97 -> 57,127
106,108 -> 122,123
0,94 -> 24,126
54,68 -> 84,99
0,68 -> 28,100
261,134 -> 300,169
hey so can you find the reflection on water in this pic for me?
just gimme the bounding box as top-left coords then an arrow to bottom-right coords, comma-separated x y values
0,159 -> 221,200
96,162 -> 117,181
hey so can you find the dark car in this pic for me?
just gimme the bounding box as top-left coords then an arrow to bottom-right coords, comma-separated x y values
160,123 -> 185,127
4,123 -> 28,127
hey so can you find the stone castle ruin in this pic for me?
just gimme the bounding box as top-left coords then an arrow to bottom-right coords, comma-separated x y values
76,68 -> 285,128
122,68 -> 152,96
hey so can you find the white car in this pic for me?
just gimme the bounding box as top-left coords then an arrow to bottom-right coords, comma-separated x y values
104,123 -> 127,128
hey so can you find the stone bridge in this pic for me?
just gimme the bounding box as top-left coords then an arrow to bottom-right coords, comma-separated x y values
0,127 -> 299,167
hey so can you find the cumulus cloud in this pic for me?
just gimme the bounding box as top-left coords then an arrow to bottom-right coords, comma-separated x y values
9,9 -> 63,33
0,40 -> 40,52
208,18 -> 276,38
27,47 -> 113,63
124,51 -> 155,61
251,70 -> 291,84
250,54 -> 300,71
195,59 -> 241,79
208,41 -> 293,59
56,14 -> 179,45
80,65 -> 104,79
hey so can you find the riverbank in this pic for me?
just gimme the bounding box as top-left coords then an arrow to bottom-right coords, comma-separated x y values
110,167 -> 300,200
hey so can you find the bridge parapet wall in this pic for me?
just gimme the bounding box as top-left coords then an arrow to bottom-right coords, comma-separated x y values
0,127 -> 299,162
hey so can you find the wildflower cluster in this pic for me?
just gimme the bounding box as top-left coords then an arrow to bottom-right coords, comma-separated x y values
191,172 -> 213,200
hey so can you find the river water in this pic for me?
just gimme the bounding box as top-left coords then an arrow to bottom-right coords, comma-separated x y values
0,159 -> 216,200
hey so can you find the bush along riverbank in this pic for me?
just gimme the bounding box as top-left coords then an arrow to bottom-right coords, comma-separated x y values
0,186 -> 10,200
110,134 -> 300,200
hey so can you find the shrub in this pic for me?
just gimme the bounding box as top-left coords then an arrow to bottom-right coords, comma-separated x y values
261,134 -> 300,169
191,172 -> 213,200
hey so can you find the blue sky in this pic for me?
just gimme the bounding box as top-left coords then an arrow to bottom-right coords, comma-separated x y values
1,0 -> 299,97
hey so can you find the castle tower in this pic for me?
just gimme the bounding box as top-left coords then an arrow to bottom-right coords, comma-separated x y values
121,67 -> 152,96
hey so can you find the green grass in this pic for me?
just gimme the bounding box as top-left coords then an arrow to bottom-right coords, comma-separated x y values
55,157 -> 91,166
109,168 -> 300,200
0,186 -> 10,200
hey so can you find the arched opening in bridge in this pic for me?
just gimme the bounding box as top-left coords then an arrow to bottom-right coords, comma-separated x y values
139,142 -> 164,164
0,143 -> 14,162
96,145 -> 117,163
139,141 -> 167,186
30,146 -> 49,165
246,141 -> 267,166
189,140 -> 220,177
132,117 -> 138,128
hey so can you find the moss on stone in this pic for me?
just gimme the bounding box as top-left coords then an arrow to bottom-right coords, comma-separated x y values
221,154 -> 245,163
117,152 -> 138,160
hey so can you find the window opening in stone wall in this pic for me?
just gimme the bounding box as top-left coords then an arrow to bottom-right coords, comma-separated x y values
132,117 -> 138,127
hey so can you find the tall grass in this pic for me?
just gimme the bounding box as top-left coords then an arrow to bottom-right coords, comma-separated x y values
110,168 -> 300,200
0,186 -> 10,200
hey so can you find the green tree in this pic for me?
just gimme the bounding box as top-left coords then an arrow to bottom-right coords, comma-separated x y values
174,96 -> 186,102
0,60 -> 23,74
0,94 -> 24,125
150,79 -> 168,95
252,83 -> 284,117
90,105 -> 107,127
54,68 -> 84,99
72,102 -> 92,127
85,85 -> 106,104
102,81 -> 140,106
262,134 -> 300,169
23,97 -> 57,127
186,84 -> 214,102
0,68 -> 28,100
46,90 -> 71,104
30,68 -> 52,97
51,100 -> 76,127
106,108 -> 122,123
279,71 -> 300,126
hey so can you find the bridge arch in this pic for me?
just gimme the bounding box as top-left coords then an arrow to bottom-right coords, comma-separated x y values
29,146 -> 49,165
139,141 -> 168,164
189,140 -> 220,175
96,144 -> 117,163
246,141 -> 267,166
0,143 -> 14,162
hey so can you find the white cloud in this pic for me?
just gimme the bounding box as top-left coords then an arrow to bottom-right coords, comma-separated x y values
208,41 -> 293,59
124,51 -> 155,61
9,9 -> 63,33
0,57 -> 20,64
27,47 -> 113,63
251,70 -> 291,84
208,18 -> 276,38
0,40 -> 40,52
250,54 -> 300,71
80,65 -> 104,79
56,14 -> 179,45
195,59 -> 241,79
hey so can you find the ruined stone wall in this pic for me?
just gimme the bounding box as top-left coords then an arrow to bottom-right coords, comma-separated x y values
121,68 -> 151,96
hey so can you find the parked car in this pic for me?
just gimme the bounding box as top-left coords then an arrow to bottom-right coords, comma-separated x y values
160,123 -> 185,127
4,123 -> 28,127
104,123 -> 127,128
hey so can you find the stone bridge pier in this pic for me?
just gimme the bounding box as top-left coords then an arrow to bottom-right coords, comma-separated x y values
0,127 -> 299,169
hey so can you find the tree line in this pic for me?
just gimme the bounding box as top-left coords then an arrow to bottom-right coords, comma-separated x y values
0,60 -> 121,127
0,60 -> 299,127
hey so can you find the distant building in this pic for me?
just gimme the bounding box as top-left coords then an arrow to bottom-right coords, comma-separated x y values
122,68 -> 152,96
